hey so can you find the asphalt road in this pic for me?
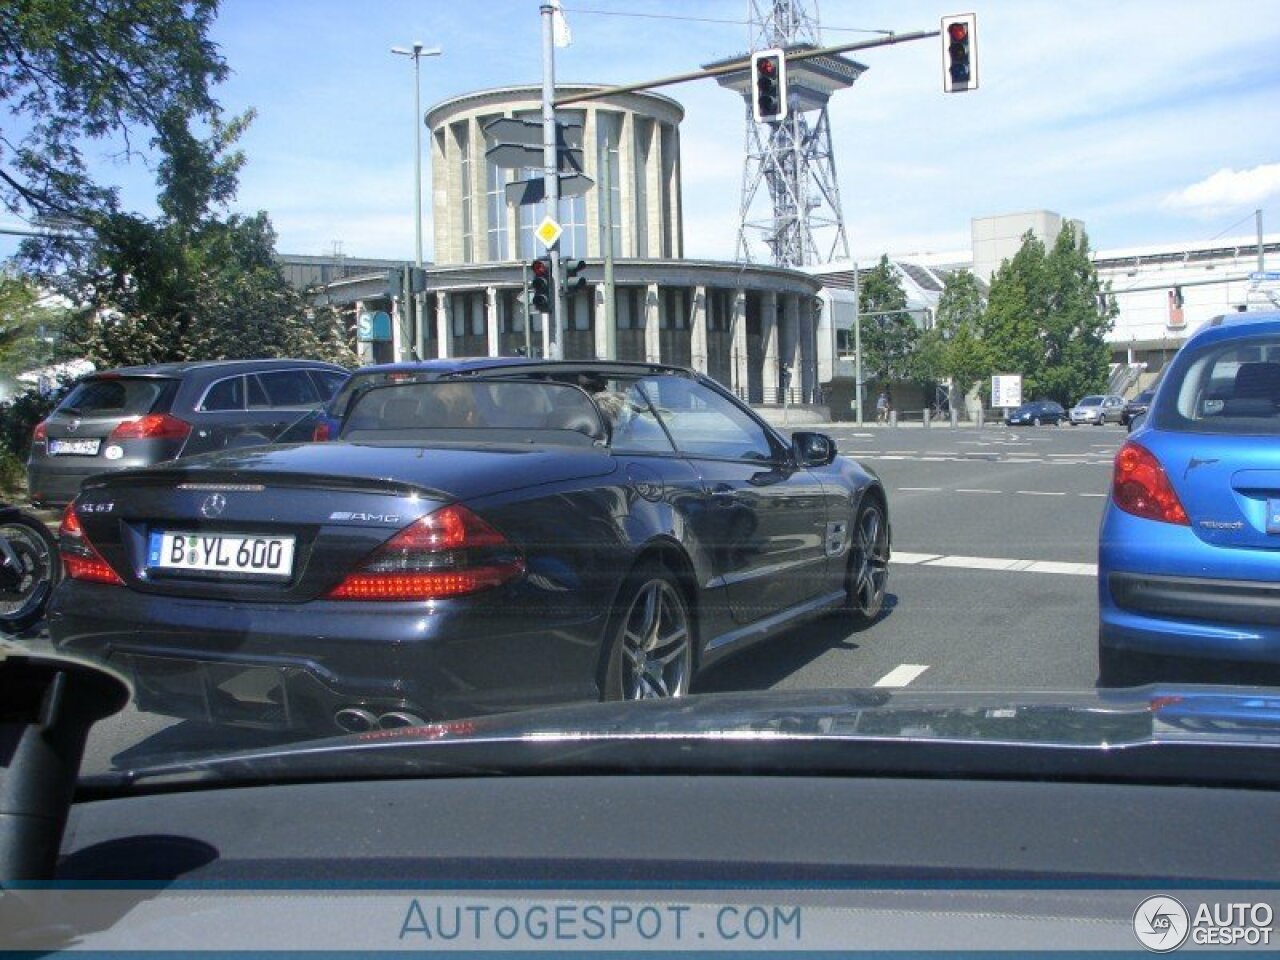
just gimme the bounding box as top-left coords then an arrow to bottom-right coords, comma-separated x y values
15,420 -> 1130,776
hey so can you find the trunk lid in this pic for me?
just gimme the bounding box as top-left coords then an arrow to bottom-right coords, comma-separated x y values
73,442 -> 617,602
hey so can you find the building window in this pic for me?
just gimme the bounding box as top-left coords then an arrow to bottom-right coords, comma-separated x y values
633,117 -> 652,258
616,286 -> 648,329
707,290 -> 735,332
486,155 -> 509,262
454,122 -> 474,263
663,288 -> 689,330
660,124 -> 678,258
596,111 -> 623,258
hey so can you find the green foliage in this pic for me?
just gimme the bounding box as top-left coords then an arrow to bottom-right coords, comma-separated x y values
0,0 -> 227,221
0,271 -> 61,379
982,226 -> 1115,406
4,0 -> 357,370
0,387 -> 60,467
916,269 -> 990,396
858,255 -> 920,384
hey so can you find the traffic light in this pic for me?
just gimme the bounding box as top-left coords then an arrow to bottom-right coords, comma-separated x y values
562,259 -> 586,295
528,257 -> 553,313
383,267 -> 404,299
408,267 -> 427,294
941,14 -> 978,93
751,48 -> 787,123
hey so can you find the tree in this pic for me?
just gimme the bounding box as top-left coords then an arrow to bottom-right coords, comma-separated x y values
981,226 -> 1113,406
858,255 -> 919,386
4,1 -> 356,368
0,0 -> 227,224
0,270 -> 60,379
917,268 -> 988,402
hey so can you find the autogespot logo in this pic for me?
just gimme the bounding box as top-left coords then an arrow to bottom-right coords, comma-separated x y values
1133,896 -> 1190,952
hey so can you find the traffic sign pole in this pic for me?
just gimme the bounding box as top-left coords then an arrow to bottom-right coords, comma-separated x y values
541,3 -> 564,359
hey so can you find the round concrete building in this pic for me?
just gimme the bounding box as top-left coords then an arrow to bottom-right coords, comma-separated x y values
332,84 -> 826,405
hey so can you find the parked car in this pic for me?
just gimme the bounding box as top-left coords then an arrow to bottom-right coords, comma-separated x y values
1098,311 -> 1280,685
1068,394 -> 1125,425
1121,389 -> 1154,428
310,357 -> 534,441
48,362 -> 891,734
27,359 -> 348,507
1004,400 -> 1066,426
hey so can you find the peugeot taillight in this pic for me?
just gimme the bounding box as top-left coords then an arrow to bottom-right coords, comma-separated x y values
59,502 -> 124,584
325,505 -> 524,601
32,420 -> 47,443
1112,441 -> 1189,525
313,421 -> 332,442
109,413 -> 191,441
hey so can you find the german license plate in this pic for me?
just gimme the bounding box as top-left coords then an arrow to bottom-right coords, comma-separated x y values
49,438 -> 101,456
1268,499 -> 1280,535
147,531 -> 295,577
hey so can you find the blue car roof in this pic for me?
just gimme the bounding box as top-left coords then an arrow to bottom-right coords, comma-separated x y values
1188,310 -> 1280,347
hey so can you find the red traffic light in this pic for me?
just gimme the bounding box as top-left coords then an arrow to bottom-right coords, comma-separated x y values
948,22 -> 968,42
530,259 -> 550,278
756,57 -> 777,76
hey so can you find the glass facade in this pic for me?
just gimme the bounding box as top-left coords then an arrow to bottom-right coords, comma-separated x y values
596,112 -> 624,258
454,122 -> 474,263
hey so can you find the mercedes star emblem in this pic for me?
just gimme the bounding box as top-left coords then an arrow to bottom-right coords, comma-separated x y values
200,493 -> 227,518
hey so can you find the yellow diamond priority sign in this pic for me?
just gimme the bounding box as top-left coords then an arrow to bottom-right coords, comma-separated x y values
535,216 -> 563,249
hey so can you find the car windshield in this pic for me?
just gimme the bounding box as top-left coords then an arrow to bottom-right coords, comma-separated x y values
4,1 -> 1280,912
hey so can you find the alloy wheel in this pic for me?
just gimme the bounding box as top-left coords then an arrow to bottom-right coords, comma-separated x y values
848,504 -> 889,622
618,577 -> 692,700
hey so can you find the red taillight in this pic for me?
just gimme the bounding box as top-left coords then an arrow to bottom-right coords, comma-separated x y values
59,502 -> 124,585
325,505 -> 524,601
109,413 -> 191,441
312,421 -> 332,442
32,420 -> 47,443
1112,441 -> 1189,525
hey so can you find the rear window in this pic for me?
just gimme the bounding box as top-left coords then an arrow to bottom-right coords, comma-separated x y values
1077,396 -> 1102,406
341,380 -> 606,444
56,376 -> 175,417
1153,333 -> 1280,435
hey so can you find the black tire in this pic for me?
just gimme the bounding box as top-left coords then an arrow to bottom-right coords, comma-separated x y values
601,560 -> 694,701
844,499 -> 889,625
0,513 -> 61,635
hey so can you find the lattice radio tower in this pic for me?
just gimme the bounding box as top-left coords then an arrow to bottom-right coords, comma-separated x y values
710,1 -> 865,266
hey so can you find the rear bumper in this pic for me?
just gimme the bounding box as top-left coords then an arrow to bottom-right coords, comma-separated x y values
27,454 -> 158,506
1098,506 -> 1280,665
48,579 -> 608,733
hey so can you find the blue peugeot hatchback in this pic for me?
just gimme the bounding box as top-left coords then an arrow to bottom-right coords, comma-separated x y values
1098,311 -> 1280,685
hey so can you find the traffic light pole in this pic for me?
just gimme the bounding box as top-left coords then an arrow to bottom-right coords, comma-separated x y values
540,3 -> 564,360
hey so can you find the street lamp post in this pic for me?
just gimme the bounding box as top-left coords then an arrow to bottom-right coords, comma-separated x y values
391,40 -> 441,359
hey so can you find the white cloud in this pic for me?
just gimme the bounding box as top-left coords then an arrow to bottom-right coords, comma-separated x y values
1162,164 -> 1280,213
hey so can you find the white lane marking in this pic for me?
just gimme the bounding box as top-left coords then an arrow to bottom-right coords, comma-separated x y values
1015,490 -> 1066,496
890,551 -> 942,564
926,554 -> 1024,571
897,486 -> 943,492
955,488 -> 1002,494
889,552 -> 1098,577
873,663 -> 930,688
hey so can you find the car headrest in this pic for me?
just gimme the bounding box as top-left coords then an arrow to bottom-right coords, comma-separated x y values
544,404 -> 605,441
1234,362 -> 1280,401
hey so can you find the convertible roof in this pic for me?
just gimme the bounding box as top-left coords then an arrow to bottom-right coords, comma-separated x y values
440,360 -> 694,380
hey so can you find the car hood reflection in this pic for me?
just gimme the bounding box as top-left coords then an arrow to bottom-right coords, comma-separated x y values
90,687 -> 1280,792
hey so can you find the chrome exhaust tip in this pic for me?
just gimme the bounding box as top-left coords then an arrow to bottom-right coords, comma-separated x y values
334,707 -> 379,733
377,710 -> 427,729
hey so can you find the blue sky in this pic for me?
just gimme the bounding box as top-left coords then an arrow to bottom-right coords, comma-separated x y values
4,0 -> 1280,263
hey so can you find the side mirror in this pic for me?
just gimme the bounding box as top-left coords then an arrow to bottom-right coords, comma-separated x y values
792,431 -> 837,467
